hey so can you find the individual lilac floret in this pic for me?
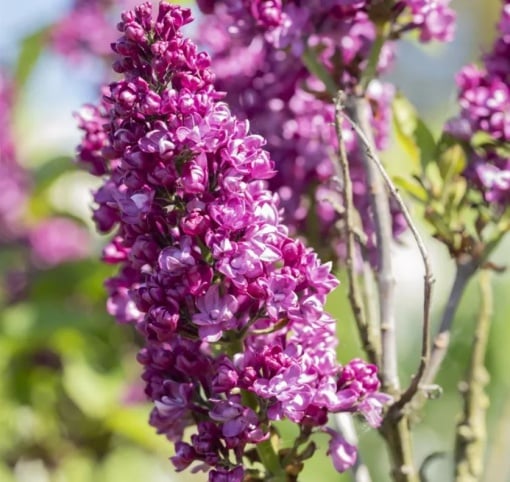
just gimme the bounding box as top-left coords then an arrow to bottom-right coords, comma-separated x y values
192,285 -> 239,342
76,3 -> 389,479
324,427 -> 358,473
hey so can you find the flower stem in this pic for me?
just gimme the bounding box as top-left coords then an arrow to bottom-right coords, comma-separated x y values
301,47 -> 338,98
359,21 -> 390,93
257,438 -> 287,482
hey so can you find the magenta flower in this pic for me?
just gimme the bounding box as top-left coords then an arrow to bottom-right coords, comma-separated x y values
0,71 -> 29,242
196,2 -> 408,265
209,466 -> 244,482
192,285 -> 239,342
404,0 -> 456,42
28,218 -> 90,268
77,3 -> 389,478
446,0 -> 510,206
325,428 -> 358,473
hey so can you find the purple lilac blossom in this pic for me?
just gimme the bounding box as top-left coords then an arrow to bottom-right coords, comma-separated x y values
401,0 -> 456,42
28,217 -> 90,268
446,0 -> 510,205
50,0 -> 139,63
76,3 -> 390,479
0,71 -> 30,242
197,1 -> 455,48
196,3 -> 409,263
0,70 -> 92,268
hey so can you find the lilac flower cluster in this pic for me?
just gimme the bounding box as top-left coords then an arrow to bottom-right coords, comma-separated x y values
446,0 -> 510,205
29,218 -> 90,268
51,0 -> 138,63
197,1 -> 455,48
0,69 -> 90,268
0,71 -> 29,241
76,3 -> 389,480
196,2 -> 417,262
402,0 -> 456,42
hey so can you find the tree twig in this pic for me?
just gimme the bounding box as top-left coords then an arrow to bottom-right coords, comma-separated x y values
362,259 -> 381,366
379,415 -> 419,482
422,259 -> 478,386
334,92 -> 380,366
343,98 -> 435,406
344,94 -> 421,482
454,269 -> 492,482
345,95 -> 399,393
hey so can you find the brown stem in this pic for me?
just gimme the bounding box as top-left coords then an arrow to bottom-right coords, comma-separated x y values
454,269 -> 492,482
346,95 -> 399,393
334,92 -> 381,366
343,100 -> 435,406
422,259 -> 477,387
379,414 -> 420,482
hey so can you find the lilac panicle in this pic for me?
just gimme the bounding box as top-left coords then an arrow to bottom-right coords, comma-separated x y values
28,217 -> 90,268
0,71 -> 29,242
50,0 -> 140,63
197,1 -> 455,49
402,0 -> 456,42
446,0 -> 510,205
76,2 -> 389,478
196,0 -> 456,252
196,1 -> 454,264
0,69 -> 91,308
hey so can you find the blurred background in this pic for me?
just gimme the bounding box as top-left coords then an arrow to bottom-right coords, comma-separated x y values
0,1 -> 509,481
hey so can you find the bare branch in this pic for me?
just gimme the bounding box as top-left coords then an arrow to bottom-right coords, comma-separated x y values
343,98 -> 435,405
344,95 -> 399,392
334,92 -> 380,366
422,259 -> 477,386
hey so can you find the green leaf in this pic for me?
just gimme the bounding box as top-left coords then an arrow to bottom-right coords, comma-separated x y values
106,406 -> 170,454
470,130 -> 496,149
392,95 -> 436,172
392,97 -> 420,168
63,358 -> 122,419
15,27 -> 50,89
415,118 -> 437,170
32,156 -> 75,196
393,175 -> 428,202
437,142 -> 466,183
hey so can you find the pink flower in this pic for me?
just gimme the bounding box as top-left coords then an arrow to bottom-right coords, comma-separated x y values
29,218 -> 90,268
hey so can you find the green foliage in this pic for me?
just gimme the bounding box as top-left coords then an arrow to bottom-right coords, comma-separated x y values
15,27 -> 49,91
392,93 -> 510,261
